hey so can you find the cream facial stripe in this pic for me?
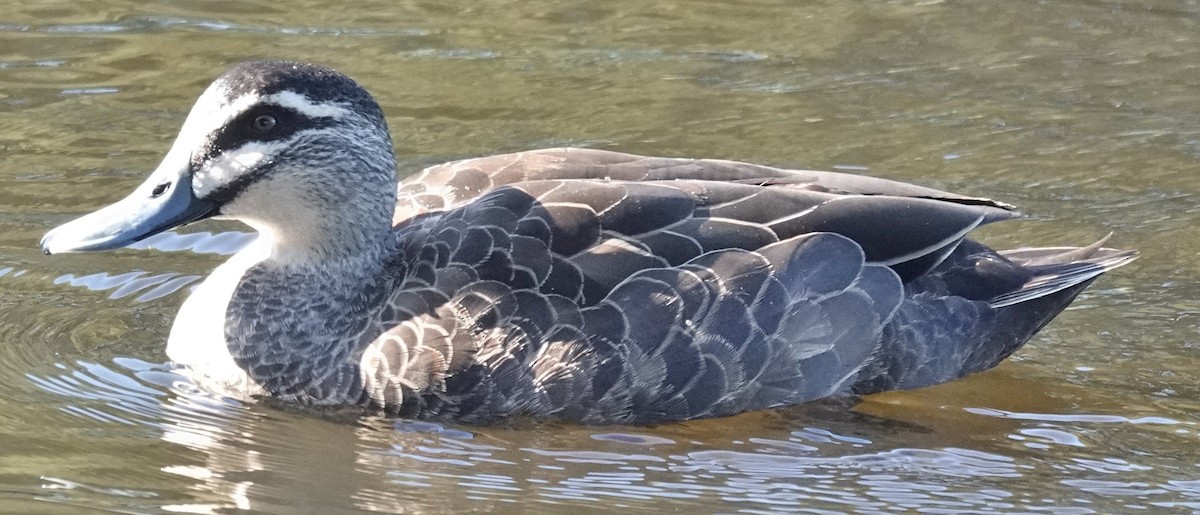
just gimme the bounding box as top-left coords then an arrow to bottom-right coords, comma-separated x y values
192,142 -> 275,198
265,91 -> 352,119
179,89 -> 354,198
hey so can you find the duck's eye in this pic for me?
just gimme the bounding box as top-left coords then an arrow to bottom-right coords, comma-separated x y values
251,114 -> 277,132
151,182 -> 170,197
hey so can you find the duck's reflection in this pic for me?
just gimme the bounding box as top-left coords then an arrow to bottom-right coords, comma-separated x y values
24,353 -> 1193,513
47,230 -> 255,303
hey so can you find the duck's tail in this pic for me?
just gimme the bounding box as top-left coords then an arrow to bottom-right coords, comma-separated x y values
850,235 -> 1136,395
989,234 -> 1138,308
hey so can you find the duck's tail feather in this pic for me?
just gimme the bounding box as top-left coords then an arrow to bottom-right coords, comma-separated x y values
989,235 -> 1138,308
850,235 -> 1135,395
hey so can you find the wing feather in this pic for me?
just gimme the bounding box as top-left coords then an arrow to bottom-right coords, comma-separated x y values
355,147 -> 1131,422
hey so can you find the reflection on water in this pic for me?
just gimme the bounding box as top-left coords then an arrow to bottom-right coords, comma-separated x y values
54,271 -> 200,302
128,230 -> 255,255
23,355 -> 1200,513
38,231 -> 252,301
967,406 -> 1181,426
4,0 -> 1200,513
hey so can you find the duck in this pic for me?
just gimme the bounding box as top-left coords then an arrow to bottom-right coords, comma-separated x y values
40,60 -> 1136,424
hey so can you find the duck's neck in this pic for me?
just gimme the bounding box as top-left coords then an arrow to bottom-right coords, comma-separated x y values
218,177 -> 402,397
221,229 -> 399,403
251,221 -> 396,270
237,183 -> 397,268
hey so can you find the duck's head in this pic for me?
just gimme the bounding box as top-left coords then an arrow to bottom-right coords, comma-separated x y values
41,60 -> 398,262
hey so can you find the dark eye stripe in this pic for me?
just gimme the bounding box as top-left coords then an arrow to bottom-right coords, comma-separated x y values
190,105 -> 330,171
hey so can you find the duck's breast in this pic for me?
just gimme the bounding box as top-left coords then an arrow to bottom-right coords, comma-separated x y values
166,238 -> 270,394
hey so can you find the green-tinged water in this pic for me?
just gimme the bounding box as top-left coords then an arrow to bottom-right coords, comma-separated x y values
3,1 -> 1200,512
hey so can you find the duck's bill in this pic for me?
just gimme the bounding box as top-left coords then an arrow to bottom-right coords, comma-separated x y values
40,168 -> 217,255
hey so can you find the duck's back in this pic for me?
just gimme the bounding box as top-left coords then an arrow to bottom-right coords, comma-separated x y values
357,148 -> 1133,423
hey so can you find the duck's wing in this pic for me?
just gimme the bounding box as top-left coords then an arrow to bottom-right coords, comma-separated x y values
373,152 -> 1031,422
395,148 -> 1022,291
368,227 -> 906,423
396,147 -> 1017,222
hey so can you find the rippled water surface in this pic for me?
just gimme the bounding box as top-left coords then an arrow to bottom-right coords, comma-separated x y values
4,0 -> 1200,512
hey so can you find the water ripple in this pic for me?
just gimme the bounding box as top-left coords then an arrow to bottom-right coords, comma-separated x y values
591,433 -> 675,445
26,357 -> 262,445
60,87 -> 119,96
967,407 -> 1184,425
129,230 -> 255,255
53,271 -> 200,301
23,356 -> 1200,514
8,16 -> 432,37
685,446 -> 1021,479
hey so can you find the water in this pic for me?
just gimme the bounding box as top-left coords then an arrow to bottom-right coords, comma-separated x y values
3,0 -> 1200,512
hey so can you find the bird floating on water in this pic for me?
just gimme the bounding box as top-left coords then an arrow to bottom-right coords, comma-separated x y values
41,61 -> 1136,424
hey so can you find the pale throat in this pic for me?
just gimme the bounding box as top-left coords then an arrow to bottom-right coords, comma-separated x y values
234,213 -> 395,269
215,176 -> 393,274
